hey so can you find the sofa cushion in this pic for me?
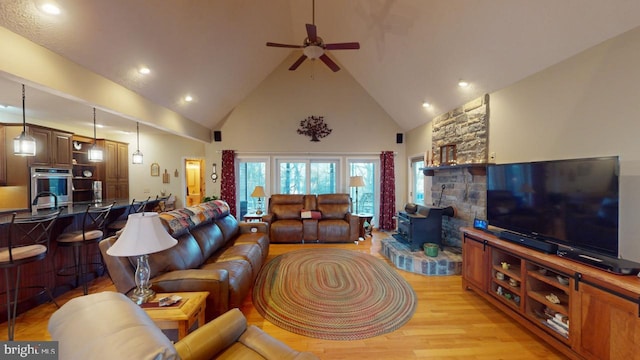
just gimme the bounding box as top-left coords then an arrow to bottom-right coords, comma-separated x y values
216,215 -> 240,242
201,260 -> 254,310
270,219 -> 303,243
146,233 -> 204,277
317,194 -> 350,220
190,222 -> 227,260
272,204 -> 303,220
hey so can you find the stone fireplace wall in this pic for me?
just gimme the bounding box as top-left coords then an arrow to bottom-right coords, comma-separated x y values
429,95 -> 489,247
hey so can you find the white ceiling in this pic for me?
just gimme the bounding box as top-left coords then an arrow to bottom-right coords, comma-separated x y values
1,0 -> 640,137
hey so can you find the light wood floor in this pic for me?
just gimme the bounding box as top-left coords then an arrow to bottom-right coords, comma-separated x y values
1,230 -> 567,359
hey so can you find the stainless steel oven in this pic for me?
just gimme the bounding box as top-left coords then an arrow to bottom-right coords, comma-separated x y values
30,167 -> 73,210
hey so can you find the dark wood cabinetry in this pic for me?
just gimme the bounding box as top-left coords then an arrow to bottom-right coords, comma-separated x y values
27,125 -> 73,168
71,135 -> 99,203
462,227 -> 640,359
100,140 -> 128,200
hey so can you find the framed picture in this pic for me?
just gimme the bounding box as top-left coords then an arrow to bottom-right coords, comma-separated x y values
151,163 -> 160,176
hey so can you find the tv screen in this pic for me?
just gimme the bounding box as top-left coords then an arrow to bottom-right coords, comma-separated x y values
487,156 -> 619,257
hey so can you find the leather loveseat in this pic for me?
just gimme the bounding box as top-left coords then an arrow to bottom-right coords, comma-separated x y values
100,200 -> 268,321
262,193 -> 359,243
48,291 -> 319,360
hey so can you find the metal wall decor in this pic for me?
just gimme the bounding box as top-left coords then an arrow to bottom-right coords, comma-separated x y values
297,115 -> 332,142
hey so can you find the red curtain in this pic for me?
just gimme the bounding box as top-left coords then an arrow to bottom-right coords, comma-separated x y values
379,151 -> 396,230
221,150 -> 236,216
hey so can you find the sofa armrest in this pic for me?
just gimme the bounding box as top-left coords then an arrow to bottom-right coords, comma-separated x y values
151,268 -> 230,319
261,214 -> 274,223
239,221 -> 268,233
99,237 -> 136,294
239,325 -> 320,360
174,308 -> 247,360
346,213 -> 360,241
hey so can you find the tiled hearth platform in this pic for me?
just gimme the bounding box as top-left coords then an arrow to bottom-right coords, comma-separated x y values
380,236 -> 462,276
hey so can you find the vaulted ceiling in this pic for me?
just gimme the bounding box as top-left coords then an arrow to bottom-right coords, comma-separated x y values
1,0 -> 639,139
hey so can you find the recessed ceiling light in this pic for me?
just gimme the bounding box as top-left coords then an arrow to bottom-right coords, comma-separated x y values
422,102 -> 431,108
138,67 -> 151,75
41,3 -> 61,15
458,80 -> 470,88
184,95 -> 193,102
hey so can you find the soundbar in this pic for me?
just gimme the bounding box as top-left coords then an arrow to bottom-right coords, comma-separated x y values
556,246 -> 640,275
499,231 -> 558,254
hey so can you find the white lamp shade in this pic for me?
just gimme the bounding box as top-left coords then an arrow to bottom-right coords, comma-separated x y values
251,186 -> 266,198
349,176 -> 365,187
303,45 -> 324,59
107,212 -> 177,257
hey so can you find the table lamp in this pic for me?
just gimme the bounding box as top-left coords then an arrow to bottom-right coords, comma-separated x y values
349,176 -> 365,214
106,212 -> 177,304
251,186 -> 266,215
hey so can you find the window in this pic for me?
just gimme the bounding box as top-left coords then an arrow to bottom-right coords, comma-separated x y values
411,159 -> 425,204
237,159 -> 267,216
348,160 -> 377,216
277,159 -> 339,194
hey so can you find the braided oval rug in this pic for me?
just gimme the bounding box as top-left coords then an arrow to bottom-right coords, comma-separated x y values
252,248 -> 417,340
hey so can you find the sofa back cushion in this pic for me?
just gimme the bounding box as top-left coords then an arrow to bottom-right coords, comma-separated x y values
317,194 -> 351,219
190,222 -> 227,259
146,232 -> 204,278
215,215 -> 240,242
269,195 -> 305,220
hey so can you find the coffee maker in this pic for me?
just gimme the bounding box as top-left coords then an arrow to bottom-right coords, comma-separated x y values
92,181 -> 103,203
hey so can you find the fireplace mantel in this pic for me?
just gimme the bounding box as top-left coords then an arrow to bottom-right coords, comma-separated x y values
421,163 -> 491,176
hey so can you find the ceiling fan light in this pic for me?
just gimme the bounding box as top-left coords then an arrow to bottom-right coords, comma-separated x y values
303,45 -> 324,59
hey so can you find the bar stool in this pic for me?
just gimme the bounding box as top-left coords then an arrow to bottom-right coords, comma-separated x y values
150,194 -> 171,212
106,197 -> 150,237
0,210 -> 60,340
56,203 -> 114,295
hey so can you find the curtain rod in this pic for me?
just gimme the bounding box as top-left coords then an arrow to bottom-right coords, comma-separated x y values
217,150 -> 397,156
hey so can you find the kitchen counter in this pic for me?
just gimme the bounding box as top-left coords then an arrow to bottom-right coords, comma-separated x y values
0,199 -> 132,224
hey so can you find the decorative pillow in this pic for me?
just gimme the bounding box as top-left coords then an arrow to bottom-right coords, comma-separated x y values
301,210 -> 322,219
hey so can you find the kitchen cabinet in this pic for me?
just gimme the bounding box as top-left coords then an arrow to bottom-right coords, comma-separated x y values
71,135 -> 99,203
27,125 -> 73,168
100,140 -> 128,200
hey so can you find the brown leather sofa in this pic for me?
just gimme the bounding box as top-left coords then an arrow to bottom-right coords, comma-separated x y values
48,291 -> 319,360
100,200 -> 268,321
262,193 -> 359,243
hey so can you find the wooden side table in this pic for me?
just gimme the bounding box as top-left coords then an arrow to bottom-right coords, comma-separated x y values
142,291 -> 208,340
243,213 -> 263,222
355,214 -> 373,240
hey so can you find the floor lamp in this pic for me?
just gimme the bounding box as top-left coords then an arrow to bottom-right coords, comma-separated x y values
349,176 -> 365,214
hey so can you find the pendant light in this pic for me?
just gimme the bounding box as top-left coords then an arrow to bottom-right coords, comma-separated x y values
87,107 -> 103,162
13,84 -> 36,156
132,122 -> 144,164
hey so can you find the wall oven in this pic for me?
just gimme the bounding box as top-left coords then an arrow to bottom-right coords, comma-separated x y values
31,167 -> 73,210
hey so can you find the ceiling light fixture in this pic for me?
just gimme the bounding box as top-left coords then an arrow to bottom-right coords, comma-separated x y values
422,102 -> 431,108
87,108 -> 104,162
458,80 -> 470,88
184,95 -> 193,102
13,84 -> 36,156
138,67 -> 150,75
132,122 -> 144,164
41,3 -> 61,15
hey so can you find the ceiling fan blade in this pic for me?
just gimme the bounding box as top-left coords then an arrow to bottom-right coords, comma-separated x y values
319,54 -> 340,72
266,42 -> 303,48
289,55 -> 308,71
325,42 -> 360,50
306,23 -> 318,42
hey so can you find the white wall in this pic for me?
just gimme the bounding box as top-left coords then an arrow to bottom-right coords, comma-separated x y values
205,53 -> 405,211
490,26 -> 640,262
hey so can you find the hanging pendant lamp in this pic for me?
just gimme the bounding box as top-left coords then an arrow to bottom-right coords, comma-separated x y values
132,122 -> 144,164
13,84 -> 37,156
88,107 -> 103,162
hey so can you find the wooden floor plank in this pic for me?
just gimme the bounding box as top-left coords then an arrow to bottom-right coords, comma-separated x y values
0,230 -> 567,359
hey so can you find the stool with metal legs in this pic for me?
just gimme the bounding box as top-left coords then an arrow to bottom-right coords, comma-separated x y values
0,210 -> 60,340
55,203 -> 114,295
106,197 -> 150,237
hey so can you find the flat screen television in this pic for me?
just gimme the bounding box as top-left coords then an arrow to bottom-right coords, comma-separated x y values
487,156 -> 619,258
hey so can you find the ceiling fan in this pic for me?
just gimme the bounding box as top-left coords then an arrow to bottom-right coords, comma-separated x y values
266,0 -> 360,72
